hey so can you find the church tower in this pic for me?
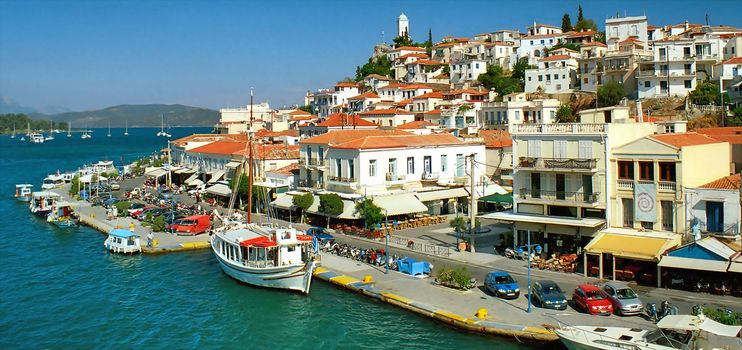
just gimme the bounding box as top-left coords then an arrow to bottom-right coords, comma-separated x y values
397,13 -> 409,37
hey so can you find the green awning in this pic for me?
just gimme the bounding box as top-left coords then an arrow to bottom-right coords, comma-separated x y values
479,192 -> 512,204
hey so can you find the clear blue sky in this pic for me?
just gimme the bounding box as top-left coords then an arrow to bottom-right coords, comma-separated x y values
1,0 -> 740,112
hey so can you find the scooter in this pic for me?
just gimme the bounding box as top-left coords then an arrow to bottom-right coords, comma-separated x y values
646,302 -> 658,322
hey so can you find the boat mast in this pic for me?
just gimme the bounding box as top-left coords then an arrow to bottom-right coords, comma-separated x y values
247,87 -> 254,224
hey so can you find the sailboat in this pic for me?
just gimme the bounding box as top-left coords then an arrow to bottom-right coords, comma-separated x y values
67,123 -> 72,137
81,123 -> 91,139
210,134 -> 318,294
11,123 -> 15,138
157,114 -> 166,137
44,120 -> 55,141
124,120 -> 129,136
107,121 -> 111,137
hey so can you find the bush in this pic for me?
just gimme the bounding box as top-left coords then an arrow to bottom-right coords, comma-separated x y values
152,215 -> 166,232
69,174 -> 80,196
690,82 -> 729,105
319,193 -> 344,217
703,307 -> 742,326
597,81 -> 626,107
356,198 -> 383,228
556,104 -> 576,123
292,192 -> 314,223
115,201 -> 131,216
435,265 -> 473,290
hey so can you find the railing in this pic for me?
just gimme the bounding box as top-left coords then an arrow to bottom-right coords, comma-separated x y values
422,172 -> 439,180
385,173 -> 405,181
389,236 -> 451,257
658,181 -> 677,192
519,188 -> 600,203
297,180 -> 317,188
513,123 -> 605,134
617,179 -> 634,190
328,176 -> 356,183
518,157 -> 598,170
308,158 -> 325,167
691,104 -> 729,113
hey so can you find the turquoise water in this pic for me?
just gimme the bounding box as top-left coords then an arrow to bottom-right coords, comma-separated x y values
0,128 -> 540,349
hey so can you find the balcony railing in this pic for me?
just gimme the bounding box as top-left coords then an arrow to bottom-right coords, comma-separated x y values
519,188 -> 600,203
519,157 -> 598,171
422,172 -> 439,180
658,181 -> 676,192
385,173 -> 405,181
617,179 -> 633,190
616,180 -> 676,192
513,123 -> 605,134
298,180 -> 318,188
328,175 -> 356,183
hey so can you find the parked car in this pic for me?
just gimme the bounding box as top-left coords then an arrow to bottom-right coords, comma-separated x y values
136,207 -> 167,221
532,280 -> 568,310
484,271 -> 520,299
127,203 -> 147,215
602,282 -> 643,316
110,182 -> 120,191
307,227 -> 334,245
170,215 -> 211,235
572,284 -> 613,315
129,206 -> 153,218
103,197 -> 120,208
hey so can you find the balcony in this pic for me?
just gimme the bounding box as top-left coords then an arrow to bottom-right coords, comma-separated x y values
519,188 -> 600,204
300,158 -> 327,168
297,180 -> 321,189
422,172 -> 439,180
617,179 -> 634,190
658,181 -> 676,192
616,180 -> 676,192
518,157 -> 598,171
328,175 -> 356,183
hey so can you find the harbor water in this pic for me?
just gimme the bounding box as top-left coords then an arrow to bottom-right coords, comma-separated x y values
0,128 -> 540,349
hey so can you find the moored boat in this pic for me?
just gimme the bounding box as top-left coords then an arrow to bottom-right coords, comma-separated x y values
104,229 -> 142,254
47,201 -> 79,228
14,184 -> 33,202
211,224 -> 317,294
29,191 -> 61,217
29,132 -> 45,143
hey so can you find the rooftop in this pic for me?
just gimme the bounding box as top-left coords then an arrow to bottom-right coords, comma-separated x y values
391,46 -> 426,52
397,120 -> 438,129
650,132 -> 724,148
300,129 -> 411,145
358,108 -> 415,116
268,163 -> 299,176
700,174 -> 741,190
479,129 -> 513,148
347,91 -> 380,100
316,113 -> 377,127
331,133 -> 465,150
189,141 -> 249,155
232,144 -> 300,160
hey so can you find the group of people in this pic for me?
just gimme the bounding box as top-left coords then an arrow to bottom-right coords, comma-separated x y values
105,206 -> 119,220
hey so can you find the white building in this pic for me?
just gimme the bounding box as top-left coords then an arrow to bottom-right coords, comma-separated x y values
605,15 -> 648,50
398,13 -> 409,37
517,33 -> 563,65
715,57 -> 742,106
636,38 -> 699,98
363,74 -> 391,92
357,109 -> 416,127
449,58 -> 488,85
525,54 -> 578,94
386,46 -> 426,62
479,93 -> 560,127
312,83 -> 361,118
527,23 -> 562,36
686,174 -> 741,236
377,83 -> 432,102
216,102 -> 274,134
347,92 -> 381,113
411,92 -> 444,112
405,59 -> 446,83
485,41 -> 515,68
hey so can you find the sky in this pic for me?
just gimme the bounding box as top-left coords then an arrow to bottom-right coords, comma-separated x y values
1,0 -> 741,112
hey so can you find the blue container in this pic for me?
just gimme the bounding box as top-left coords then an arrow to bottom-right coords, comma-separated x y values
397,258 -> 430,276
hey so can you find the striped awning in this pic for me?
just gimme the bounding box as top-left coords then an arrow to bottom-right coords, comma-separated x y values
373,193 -> 428,216
271,194 -> 297,210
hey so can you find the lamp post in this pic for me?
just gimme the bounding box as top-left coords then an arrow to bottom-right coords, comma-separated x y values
525,230 -> 543,313
385,209 -> 389,274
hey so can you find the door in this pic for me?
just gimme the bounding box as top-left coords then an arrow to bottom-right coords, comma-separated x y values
706,201 -> 724,232
531,173 -> 541,198
556,174 -> 566,200
582,175 -> 593,202
423,156 -> 432,174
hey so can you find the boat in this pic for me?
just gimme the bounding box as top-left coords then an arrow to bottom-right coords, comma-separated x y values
29,132 -> 45,143
11,123 -> 16,138
67,123 -> 72,137
47,201 -> 78,228
104,228 -> 142,254
107,120 -> 111,137
44,120 -> 54,141
157,114 -> 169,137
124,120 -> 129,136
555,314 -> 742,350
14,184 -> 33,201
29,191 -> 61,217
81,123 -> 91,139
42,172 -> 67,189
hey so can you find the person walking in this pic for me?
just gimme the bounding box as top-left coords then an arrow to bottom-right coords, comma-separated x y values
147,231 -> 154,248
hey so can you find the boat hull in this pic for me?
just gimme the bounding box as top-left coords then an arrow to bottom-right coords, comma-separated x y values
214,252 -> 314,294
16,196 -> 31,202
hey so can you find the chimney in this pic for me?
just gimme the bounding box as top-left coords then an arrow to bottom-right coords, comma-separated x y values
636,100 -> 644,123
684,20 -> 689,31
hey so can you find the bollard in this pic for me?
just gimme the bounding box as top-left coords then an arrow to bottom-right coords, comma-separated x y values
475,308 -> 488,319
91,213 -> 95,219
362,275 -> 373,283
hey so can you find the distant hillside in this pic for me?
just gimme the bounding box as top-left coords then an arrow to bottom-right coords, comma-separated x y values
32,104 -> 219,128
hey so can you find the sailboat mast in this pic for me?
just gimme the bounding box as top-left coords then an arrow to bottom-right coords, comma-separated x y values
247,88 -> 254,223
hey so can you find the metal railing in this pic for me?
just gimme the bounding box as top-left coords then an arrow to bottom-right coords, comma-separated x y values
518,157 -> 597,170
513,123 -> 605,134
519,188 -> 600,203
389,236 -> 451,257
328,175 -> 356,183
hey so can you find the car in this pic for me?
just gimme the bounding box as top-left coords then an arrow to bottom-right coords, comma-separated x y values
129,206 -> 153,218
572,284 -> 613,315
110,182 -> 120,191
532,280 -> 568,310
602,282 -> 643,316
170,215 -> 211,235
103,197 -> 120,208
307,227 -> 334,245
158,189 -> 173,199
136,207 -> 167,220
127,203 -> 147,215
484,271 -> 520,299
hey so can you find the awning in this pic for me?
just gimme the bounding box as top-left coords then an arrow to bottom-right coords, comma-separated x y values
479,192 -> 513,204
190,179 -> 204,187
585,230 -> 681,261
206,183 -> 231,197
271,194 -> 297,210
730,260 -> 742,273
415,187 -> 468,202
145,168 -> 167,178
479,210 -> 605,228
225,161 -> 241,169
658,255 -> 730,273
471,183 -> 508,197
79,174 -> 108,183
184,173 -> 200,185
657,315 -> 742,337
373,193 -> 428,216
175,167 -> 196,174
208,170 -> 225,183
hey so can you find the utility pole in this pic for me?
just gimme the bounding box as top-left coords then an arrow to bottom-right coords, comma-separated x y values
469,154 -> 477,253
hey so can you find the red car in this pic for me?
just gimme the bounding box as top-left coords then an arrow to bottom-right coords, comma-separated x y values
169,215 -> 211,235
129,206 -> 153,218
572,284 -> 613,315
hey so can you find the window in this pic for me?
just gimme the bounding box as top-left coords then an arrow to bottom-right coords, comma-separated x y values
407,157 -> 414,174
658,162 -> 675,182
622,198 -> 634,227
644,81 -> 651,88
578,140 -> 592,159
335,159 -> 342,177
618,161 -> 634,180
583,77 -> 588,84
684,80 -> 692,89
550,110 -> 555,121
441,155 -> 448,172
514,110 -> 521,120
638,161 -> 653,181
456,154 -> 465,177
540,39 -> 545,44
348,159 -> 355,179
554,140 -> 567,159
388,158 -> 397,176
661,201 -> 674,231
538,75 -> 543,82
527,140 -> 541,158
369,159 -> 377,177
528,76 -> 532,81
318,147 -> 324,162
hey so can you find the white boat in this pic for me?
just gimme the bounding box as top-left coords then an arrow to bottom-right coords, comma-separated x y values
47,201 -> 78,228
211,223 -> 317,294
124,120 -> 129,136
29,132 -> 45,143
67,122 -> 72,137
555,314 -> 742,350
44,120 -> 54,141
104,229 -> 141,254
42,173 -> 66,189
29,191 -> 61,217
11,123 -> 16,138
107,121 -> 111,137
14,184 -> 33,201
157,114 -> 169,137
81,125 -> 91,139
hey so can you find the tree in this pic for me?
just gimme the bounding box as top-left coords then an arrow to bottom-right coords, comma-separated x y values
319,193 -> 344,226
356,198 -> 383,228
476,64 -> 522,96
426,28 -> 433,57
545,42 -> 581,55
556,104 -> 577,123
727,107 -> 742,126
597,81 -> 626,107
577,5 -> 584,22
574,19 -> 597,32
561,14 -> 573,32
69,174 -> 80,197
511,57 -> 531,82
292,192 -> 314,223
392,34 -> 413,48
229,174 -> 249,200
298,105 -> 312,114
355,56 -> 392,81
690,82 -> 729,105
595,31 -> 606,44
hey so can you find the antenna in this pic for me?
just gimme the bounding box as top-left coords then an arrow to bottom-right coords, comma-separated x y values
705,14 -> 709,26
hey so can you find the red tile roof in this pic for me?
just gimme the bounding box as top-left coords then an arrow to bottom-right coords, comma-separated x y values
331,133 -> 464,150
289,115 -> 317,121
582,42 -> 607,47
190,141 -> 249,155
257,129 -> 299,138
694,127 -> 742,135
424,109 -> 442,115
620,36 -> 644,44
171,134 -> 246,147
479,130 -> 513,148
335,82 -> 358,88
358,108 -> 415,116
232,144 -> 300,160
399,84 -> 432,90
650,132 -> 724,148
316,113 -> 377,127
541,54 -> 573,61
347,91 -> 380,100
722,57 -> 742,65
408,59 -> 444,66
395,99 -> 413,106
288,110 -> 311,116
391,46 -> 426,52
700,174 -> 741,190
301,129 -> 411,145
269,163 -> 299,176
565,30 -> 597,38
397,120 -> 437,129
412,91 -> 444,100
396,53 -> 429,60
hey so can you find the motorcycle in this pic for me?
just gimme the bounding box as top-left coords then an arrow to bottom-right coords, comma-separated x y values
646,302 -> 658,322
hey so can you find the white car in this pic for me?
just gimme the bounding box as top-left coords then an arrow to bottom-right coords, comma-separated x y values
110,182 -> 120,191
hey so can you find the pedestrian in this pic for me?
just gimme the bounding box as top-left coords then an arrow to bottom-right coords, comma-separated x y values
147,231 -> 154,248
112,206 -> 118,218
129,222 -> 135,232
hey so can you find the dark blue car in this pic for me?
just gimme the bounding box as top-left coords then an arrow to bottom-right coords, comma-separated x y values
306,227 -> 334,245
485,271 -> 520,299
532,280 -> 568,310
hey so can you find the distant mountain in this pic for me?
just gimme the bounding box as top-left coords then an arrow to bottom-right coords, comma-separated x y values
0,96 -> 36,114
34,104 -> 219,128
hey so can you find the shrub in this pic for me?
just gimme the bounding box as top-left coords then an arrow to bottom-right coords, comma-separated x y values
597,81 -> 626,107
356,198 -> 383,228
319,193 -> 343,217
451,266 -> 473,289
292,192 -> 314,223
152,215 -> 166,232
115,201 -> 131,216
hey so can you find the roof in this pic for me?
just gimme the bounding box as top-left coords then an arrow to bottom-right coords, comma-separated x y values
358,108 -> 415,116
332,133 -> 464,150
171,133 -> 246,147
257,129 -> 299,138
397,120 -> 437,129
409,59 -> 444,66
582,41 -> 607,47
521,33 -> 561,39
412,91 -> 444,100
540,54 -> 573,62
189,141 -> 249,155
528,23 -> 560,29
396,53 -> 429,60
399,84 -> 432,90
269,163 -> 299,176
694,127 -> 742,144
300,129 -> 411,145
364,74 -> 391,81
395,99 -> 412,106
316,113 -> 377,127
620,36 -> 644,44
565,30 -> 597,38
700,173 -> 741,190
110,229 -> 138,238
722,57 -> 742,65
347,91 -> 380,100
479,130 -> 513,148
650,132 -> 724,148
391,46 -> 426,52
232,144 -> 300,160
335,82 -> 358,88
288,110 -> 311,116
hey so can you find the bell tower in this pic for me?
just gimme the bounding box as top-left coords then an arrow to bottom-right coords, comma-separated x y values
397,13 -> 409,37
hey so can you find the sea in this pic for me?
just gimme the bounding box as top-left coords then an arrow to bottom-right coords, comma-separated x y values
0,128 -> 543,349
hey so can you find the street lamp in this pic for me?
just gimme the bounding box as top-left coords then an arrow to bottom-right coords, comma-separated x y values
385,209 -> 389,274
526,230 -> 543,313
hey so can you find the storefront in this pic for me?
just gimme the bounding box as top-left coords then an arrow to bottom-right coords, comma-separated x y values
658,236 -> 738,292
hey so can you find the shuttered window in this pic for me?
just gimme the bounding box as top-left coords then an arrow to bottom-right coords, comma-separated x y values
554,140 -> 567,159
578,140 -> 592,159
527,140 -> 541,158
